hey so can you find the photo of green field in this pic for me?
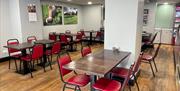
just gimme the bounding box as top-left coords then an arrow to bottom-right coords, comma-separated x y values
63,7 -> 78,25
42,5 -> 62,26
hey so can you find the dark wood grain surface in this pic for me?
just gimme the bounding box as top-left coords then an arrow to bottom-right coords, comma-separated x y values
3,42 -> 33,50
63,49 -> 131,76
35,39 -> 54,44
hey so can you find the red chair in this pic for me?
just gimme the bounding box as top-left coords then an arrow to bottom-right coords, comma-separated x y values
93,77 -> 121,91
27,36 -> 37,43
111,54 -> 143,91
81,46 -> 91,57
7,39 -> 22,71
49,32 -> 56,41
75,31 -> 83,43
45,42 -> 61,67
20,44 -> 44,78
57,54 -> 90,91
141,43 -> 161,77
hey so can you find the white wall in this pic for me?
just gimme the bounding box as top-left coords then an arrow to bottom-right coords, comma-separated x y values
105,0 -> 143,67
41,0 -> 83,39
82,5 -> 102,31
143,3 -> 157,33
19,0 -> 43,42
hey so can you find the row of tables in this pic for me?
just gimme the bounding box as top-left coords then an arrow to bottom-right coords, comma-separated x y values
4,38 -> 131,91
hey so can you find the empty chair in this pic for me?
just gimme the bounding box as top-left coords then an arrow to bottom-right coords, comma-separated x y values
75,31 -> 83,43
111,54 -> 143,91
93,78 -> 122,91
45,41 -> 61,65
57,54 -> 90,91
27,36 -> 37,43
93,31 -> 102,43
20,44 -> 45,78
65,30 -> 71,34
49,32 -> 56,41
141,43 -> 161,77
81,46 -> 92,57
144,32 -> 158,49
7,39 -> 22,71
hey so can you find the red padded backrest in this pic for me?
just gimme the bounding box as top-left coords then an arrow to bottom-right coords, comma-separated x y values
31,44 -> 43,59
96,31 -> 101,38
81,47 -> 91,57
80,30 -> 85,36
60,34 -> 68,43
7,39 -> 20,54
27,36 -> 37,43
76,32 -> 83,40
49,33 -> 56,41
52,42 -> 61,54
58,55 -> 72,77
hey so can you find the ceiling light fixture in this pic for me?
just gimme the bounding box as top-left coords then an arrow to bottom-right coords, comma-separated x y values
67,0 -> 72,2
88,1 -> 92,5
163,2 -> 169,5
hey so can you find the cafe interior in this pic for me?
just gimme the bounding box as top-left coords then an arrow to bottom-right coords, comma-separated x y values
0,0 -> 180,91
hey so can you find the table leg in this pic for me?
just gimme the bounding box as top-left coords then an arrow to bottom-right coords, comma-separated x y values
90,32 -> 92,45
90,75 -> 97,91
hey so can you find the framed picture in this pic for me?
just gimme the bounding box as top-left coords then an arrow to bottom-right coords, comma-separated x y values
144,9 -> 149,14
63,7 -> 78,25
27,4 -> 37,22
42,5 -> 63,26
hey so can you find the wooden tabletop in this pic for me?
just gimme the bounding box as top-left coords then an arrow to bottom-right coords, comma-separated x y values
35,39 -> 54,44
63,49 -> 131,77
3,42 -> 33,50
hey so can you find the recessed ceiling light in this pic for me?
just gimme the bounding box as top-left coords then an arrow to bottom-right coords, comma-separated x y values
163,2 -> 169,5
67,0 -> 72,2
88,1 -> 92,5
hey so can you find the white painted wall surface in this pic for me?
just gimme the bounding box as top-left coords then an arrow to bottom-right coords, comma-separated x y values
19,0 -> 43,42
82,5 -> 102,31
105,0 -> 143,67
41,0 -> 83,39
143,3 -> 157,33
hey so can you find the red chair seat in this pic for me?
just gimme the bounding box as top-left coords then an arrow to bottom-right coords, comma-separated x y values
11,54 -> 22,58
21,55 -> 32,61
111,67 -> 129,78
93,78 -> 121,91
142,53 -> 153,61
66,74 -> 90,87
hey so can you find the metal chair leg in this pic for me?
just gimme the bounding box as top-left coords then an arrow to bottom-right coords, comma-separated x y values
152,59 -> 158,72
149,61 -> 155,77
63,84 -> 66,91
133,74 -> 140,91
128,85 -> 131,91
9,59 -> 11,69
28,62 -> 33,78
47,56 -> 52,70
78,86 -> 81,91
14,59 -> 18,71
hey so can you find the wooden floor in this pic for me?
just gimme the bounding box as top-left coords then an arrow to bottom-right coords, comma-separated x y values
0,44 -> 177,91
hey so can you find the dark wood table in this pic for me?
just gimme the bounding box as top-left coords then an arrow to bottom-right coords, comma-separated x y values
3,42 -> 34,74
34,40 -> 54,66
63,49 -> 131,91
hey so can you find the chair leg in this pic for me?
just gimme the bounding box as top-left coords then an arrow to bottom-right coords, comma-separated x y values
128,85 -> 131,91
14,59 -> 18,71
28,62 -> 33,78
149,61 -> 155,77
63,84 -> 66,91
77,86 -> 81,91
47,56 -> 52,70
74,86 -> 77,91
152,59 -> 158,72
19,60 -> 22,72
9,59 -> 11,69
133,74 -> 140,91
42,58 -> 46,72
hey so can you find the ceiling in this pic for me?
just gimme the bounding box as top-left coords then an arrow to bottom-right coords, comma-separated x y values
146,0 -> 180,3
52,0 -> 104,5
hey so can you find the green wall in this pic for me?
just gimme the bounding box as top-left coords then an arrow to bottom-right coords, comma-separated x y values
155,4 -> 175,28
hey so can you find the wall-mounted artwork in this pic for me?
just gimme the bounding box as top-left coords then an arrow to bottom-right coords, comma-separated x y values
42,5 -> 62,26
143,9 -> 149,26
27,4 -> 37,22
63,7 -> 78,25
